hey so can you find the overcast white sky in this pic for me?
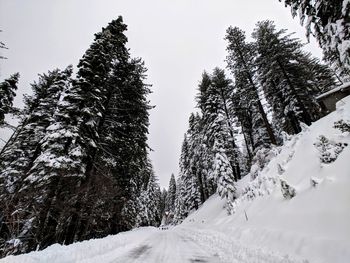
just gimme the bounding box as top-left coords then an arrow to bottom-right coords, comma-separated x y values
0,0 -> 322,188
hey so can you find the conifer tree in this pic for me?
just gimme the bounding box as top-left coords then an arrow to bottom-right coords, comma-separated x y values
0,66 -> 72,254
0,17 -> 156,255
0,73 -> 19,125
158,188 -> 167,222
174,131 -> 201,222
230,84 -> 255,163
210,68 -> 241,180
21,18 -> 142,248
184,115 -> 202,212
280,0 -> 350,77
202,85 -> 237,200
174,69 -> 243,220
136,170 -> 161,227
252,20 -> 335,134
213,137 -> 236,200
225,26 -> 277,146
173,176 -> 187,224
165,174 -> 176,213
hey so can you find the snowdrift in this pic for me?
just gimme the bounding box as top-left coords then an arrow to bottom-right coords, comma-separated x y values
181,96 -> 350,263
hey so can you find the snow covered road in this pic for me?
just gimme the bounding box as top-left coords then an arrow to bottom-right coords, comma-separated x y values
113,227 -> 306,263
1,226 -> 307,263
119,229 -> 220,263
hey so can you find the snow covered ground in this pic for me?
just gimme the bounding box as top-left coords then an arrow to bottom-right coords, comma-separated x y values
181,96 -> 350,263
2,96 -> 350,263
1,226 -> 307,263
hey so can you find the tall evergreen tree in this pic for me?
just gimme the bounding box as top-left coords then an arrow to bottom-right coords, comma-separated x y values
199,71 -> 238,200
225,26 -> 277,147
136,169 -> 161,227
165,174 -> 176,213
252,20 -> 336,134
173,176 -> 187,224
158,188 -> 167,222
280,0 -> 350,77
230,83 -> 254,163
0,17 -> 155,256
0,66 -> 72,254
174,131 -> 202,223
184,114 -> 203,212
210,68 -> 241,180
174,69 -> 244,221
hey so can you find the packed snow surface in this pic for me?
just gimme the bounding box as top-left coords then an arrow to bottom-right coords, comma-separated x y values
2,96 -> 350,263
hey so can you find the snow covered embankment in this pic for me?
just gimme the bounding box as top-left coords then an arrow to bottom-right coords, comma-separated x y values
182,96 -> 350,263
1,227 -> 159,263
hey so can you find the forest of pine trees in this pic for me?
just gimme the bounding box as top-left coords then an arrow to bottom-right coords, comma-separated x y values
0,0 -> 349,257
173,20 -> 339,223
0,17 -> 161,256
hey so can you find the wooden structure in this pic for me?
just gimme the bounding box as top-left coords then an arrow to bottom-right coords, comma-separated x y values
316,82 -> 350,114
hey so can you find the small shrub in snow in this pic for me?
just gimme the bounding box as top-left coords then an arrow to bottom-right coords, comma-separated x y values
310,177 -> 323,188
250,147 -> 280,180
226,175 -> 278,214
314,135 -> 347,163
277,163 -> 285,175
333,120 -> 350,133
280,179 -> 296,199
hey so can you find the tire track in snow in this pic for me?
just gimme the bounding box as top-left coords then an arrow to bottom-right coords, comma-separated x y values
177,227 -> 310,263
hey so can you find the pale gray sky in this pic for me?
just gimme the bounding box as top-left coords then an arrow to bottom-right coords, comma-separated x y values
0,0 -> 322,188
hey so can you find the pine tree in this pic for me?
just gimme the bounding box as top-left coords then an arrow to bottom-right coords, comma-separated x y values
202,90 -> 237,200
22,17 -> 137,248
174,69 -> 244,220
196,73 -> 216,200
230,85 -> 255,163
165,174 -> 176,213
157,188 -> 167,223
195,69 -> 241,198
184,115 -> 202,212
210,68 -> 241,180
0,66 -> 72,254
280,0 -> 350,77
252,20 -> 335,134
174,131 -> 201,222
213,136 -> 236,200
225,26 -> 277,147
82,57 -> 152,239
0,73 -> 19,125
173,176 -> 187,224
136,169 -> 161,227
0,17 -> 155,255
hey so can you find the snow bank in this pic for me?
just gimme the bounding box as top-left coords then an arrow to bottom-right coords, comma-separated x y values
181,96 -> 350,263
0,227 -> 159,263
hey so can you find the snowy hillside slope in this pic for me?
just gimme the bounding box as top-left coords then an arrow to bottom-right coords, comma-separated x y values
1,96 -> 350,263
182,95 -> 350,263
